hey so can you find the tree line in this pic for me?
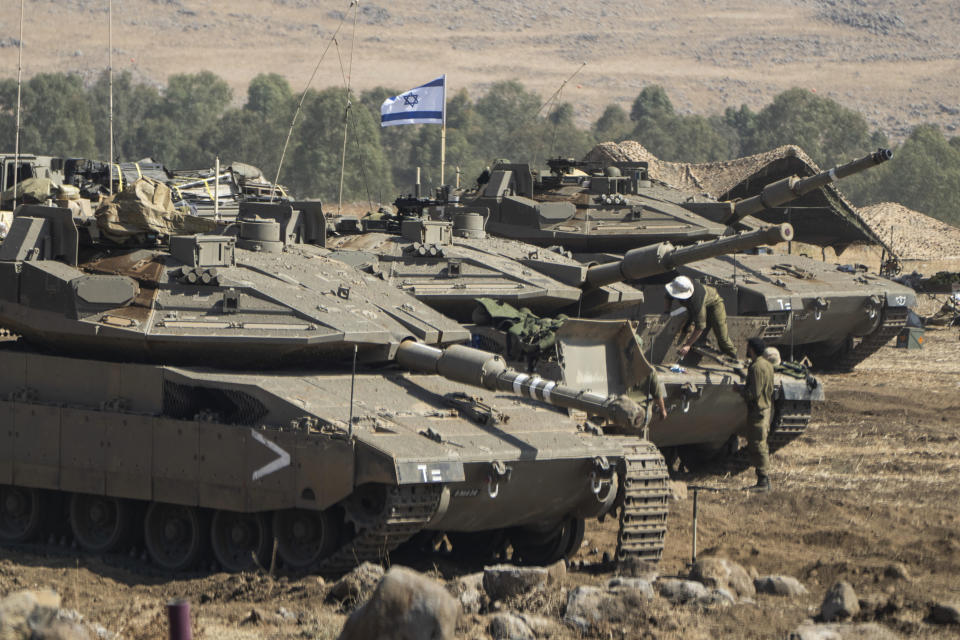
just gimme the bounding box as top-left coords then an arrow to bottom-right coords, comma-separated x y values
1,70 -> 959,225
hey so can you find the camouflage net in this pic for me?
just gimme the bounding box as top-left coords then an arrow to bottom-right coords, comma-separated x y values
473,298 -> 568,362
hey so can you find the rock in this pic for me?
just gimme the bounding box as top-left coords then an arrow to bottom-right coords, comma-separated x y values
545,559 -> 566,584
0,590 -> 63,639
883,563 -> 911,581
790,622 -> 901,639
669,480 -> 687,501
276,607 -> 297,622
563,585 -> 652,632
755,575 -> 809,597
447,573 -> 484,614
930,602 -> 960,625
240,608 -> 264,625
517,613 -> 560,637
328,562 -> 386,605
607,576 -> 654,598
656,578 -> 709,604
820,581 -> 860,622
615,555 -> 658,580
337,566 -> 459,640
690,557 -> 756,598
488,612 -> 534,640
482,565 -> 547,601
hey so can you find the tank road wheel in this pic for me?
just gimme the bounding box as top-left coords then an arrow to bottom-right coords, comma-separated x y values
143,503 -> 205,571
69,493 -> 133,554
0,485 -> 42,544
510,516 -> 585,566
272,509 -> 340,570
210,511 -> 270,573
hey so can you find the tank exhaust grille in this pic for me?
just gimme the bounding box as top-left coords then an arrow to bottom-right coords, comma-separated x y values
163,381 -> 269,425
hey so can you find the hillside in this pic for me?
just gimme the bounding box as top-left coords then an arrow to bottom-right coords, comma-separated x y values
1,0 -> 958,141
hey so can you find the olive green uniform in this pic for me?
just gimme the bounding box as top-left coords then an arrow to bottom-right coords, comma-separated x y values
684,285 -> 737,358
743,355 -> 774,476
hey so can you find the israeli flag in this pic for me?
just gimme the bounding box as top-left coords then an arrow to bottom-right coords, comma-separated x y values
380,75 -> 446,127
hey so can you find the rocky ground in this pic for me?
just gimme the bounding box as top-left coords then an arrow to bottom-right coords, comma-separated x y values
1,296 -> 959,638
1,0 -> 958,140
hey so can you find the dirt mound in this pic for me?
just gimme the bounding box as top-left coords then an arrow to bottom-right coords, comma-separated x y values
859,202 -> 960,261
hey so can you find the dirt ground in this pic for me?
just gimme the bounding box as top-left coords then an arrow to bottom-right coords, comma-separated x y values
1,298 -> 959,638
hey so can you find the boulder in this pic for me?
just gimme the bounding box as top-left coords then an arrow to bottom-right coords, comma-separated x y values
790,622 -> 901,639
930,602 -> 960,625
563,585 -> 652,632
488,612 -> 534,640
616,555 -> 658,580
337,566 -> 459,640
328,562 -> 385,606
607,576 -> 654,598
545,559 -> 567,584
690,557 -> 756,598
517,613 -> 561,637
0,590 -> 63,639
656,578 -> 708,604
482,565 -> 547,601
820,581 -> 860,622
755,575 -> 809,597
447,572 -> 484,614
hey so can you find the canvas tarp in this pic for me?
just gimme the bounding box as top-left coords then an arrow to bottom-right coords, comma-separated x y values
95,178 -> 216,243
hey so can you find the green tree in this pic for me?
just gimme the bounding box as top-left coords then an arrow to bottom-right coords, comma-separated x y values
844,125 -> 960,225
0,73 -> 97,157
743,88 -> 877,167
89,70 -> 162,161
288,87 -> 393,205
592,104 -> 633,143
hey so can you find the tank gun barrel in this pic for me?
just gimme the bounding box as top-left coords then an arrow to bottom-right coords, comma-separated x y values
584,223 -> 793,288
727,148 -> 892,225
396,341 -> 645,430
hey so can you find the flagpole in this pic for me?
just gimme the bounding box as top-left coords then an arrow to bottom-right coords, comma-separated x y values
440,74 -> 447,186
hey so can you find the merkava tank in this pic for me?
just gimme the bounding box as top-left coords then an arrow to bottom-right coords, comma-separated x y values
325,203 -> 792,324
0,199 -> 672,572
461,150 -> 916,369
323,210 -> 818,465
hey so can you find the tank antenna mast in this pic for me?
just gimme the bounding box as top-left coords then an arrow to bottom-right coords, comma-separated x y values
269,3 -> 351,202
337,0 -> 359,215
108,0 -> 114,194
12,0 -> 24,211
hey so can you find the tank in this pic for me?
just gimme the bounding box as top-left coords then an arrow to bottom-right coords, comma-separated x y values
326,205 -> 792,323
459,150 -> 915,369
0,200 -> 670,572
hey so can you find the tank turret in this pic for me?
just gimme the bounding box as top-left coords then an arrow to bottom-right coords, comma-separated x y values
584,223 -> 793,288
726,149 -> 892,225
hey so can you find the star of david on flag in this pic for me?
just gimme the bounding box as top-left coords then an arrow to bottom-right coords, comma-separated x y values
380,75 -> 445,127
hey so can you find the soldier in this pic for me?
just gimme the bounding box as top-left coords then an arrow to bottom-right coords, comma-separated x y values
742,336 -> 774,492
665,275 -> 737,359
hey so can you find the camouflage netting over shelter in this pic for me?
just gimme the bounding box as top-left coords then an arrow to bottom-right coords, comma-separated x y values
586,142 -> 887,252
860,202 -> 960,261
96,178 -> 217,243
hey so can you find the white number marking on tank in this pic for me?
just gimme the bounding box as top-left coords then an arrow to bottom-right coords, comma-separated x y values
777,299 -> 792,310
417,464 -> 443,482
250,429 -> 292,481
512,374 -> 530,395
895,296 -> 907,305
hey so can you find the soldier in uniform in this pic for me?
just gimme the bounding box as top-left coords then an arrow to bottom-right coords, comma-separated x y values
742,337 -> 774,492
665,275 -> 737,359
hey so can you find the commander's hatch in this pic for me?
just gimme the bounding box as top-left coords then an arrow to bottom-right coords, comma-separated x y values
556,319 -> 655,396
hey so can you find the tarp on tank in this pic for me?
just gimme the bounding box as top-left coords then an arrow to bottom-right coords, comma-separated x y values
95,177 -> 217,243
586,141 -> 890,254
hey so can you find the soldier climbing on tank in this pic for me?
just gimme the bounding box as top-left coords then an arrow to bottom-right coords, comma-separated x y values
741,337 -> 774,492
643,368 -> 668,421
665,275 -> 737,359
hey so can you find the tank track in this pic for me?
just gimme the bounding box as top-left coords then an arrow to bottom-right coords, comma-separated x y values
835,307 -> 908,371
614,438 -> 670,565
769,398 -> 813,453
318,484 -> 443,572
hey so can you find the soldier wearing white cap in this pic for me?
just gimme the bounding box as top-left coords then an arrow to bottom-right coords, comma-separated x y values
665,275 -> 737,359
